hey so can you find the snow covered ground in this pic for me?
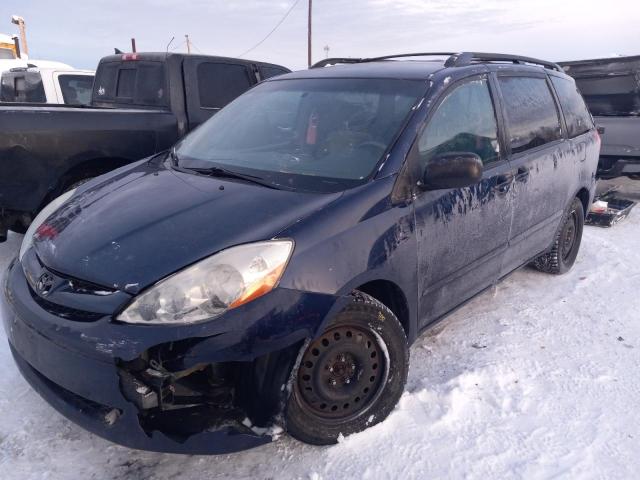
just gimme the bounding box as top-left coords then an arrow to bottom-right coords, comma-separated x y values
1,180 -> 639,480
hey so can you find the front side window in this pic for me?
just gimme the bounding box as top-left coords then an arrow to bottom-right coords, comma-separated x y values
498,76 -> 562,154
58,74 -> 94,105
550,76 -> 593,138
176,78 -> 425,192
417,77 -> 500,169
197,62 -> 253,109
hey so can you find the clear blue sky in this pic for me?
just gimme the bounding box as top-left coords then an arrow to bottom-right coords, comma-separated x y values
1,0 -> 637,71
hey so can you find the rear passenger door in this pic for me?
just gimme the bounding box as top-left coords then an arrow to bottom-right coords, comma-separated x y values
549,74 -> 596,167
411,75 -> 514,326
183,58 -> 256,129
495,74 -> 573,275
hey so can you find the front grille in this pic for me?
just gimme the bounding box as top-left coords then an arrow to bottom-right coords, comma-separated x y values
21,250 -> 117,322
27,285 -> 104,322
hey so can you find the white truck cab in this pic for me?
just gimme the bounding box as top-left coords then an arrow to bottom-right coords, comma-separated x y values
0,59 -> 94,105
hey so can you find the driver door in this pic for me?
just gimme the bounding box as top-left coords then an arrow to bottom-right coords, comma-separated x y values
410,75 -> 515,327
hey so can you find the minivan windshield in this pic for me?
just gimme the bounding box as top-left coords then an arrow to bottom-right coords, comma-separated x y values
175,78 -> 426,192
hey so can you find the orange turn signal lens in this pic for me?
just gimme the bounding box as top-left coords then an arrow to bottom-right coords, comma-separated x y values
228,263 -> 286,309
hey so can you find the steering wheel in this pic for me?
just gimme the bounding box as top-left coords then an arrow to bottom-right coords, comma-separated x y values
345,110 -> 374,132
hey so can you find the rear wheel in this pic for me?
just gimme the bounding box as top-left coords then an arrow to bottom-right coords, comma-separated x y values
285,292 -> 408,445
532,197 -> 584,275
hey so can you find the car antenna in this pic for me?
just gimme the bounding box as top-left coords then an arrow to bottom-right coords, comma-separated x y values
166,36 -> 175,59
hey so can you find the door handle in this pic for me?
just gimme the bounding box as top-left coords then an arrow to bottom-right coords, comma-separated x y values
515,166 -> 530,182
493,173 -> 513,194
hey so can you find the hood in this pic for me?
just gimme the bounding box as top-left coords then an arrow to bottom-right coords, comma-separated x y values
33,160 -> 341,291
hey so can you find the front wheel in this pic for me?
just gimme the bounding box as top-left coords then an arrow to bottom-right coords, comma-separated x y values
285,292 -> 408,445
532,197 -> 584,275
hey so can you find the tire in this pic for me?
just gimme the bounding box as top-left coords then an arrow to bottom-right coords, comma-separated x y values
285,291 -> 408,445
532,197 -> 584,275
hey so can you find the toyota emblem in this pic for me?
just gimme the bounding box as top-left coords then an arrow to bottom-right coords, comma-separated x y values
36,272 -> 55,296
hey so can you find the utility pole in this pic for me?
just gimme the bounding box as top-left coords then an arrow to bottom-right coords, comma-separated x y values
11,15 -> 28,57
131,38 -> 137,53
324,45 -> 329,59
307,0 -> 312,67
185,34 -> 192,54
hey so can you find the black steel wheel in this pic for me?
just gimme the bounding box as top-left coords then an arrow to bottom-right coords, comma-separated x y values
532,197 -> 584,275
296,325 -> 388,422
285,292 -> 408,445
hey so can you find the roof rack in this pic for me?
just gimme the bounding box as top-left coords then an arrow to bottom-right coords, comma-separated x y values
445,52 -> 561,71
311,57 -> 366,69
311,52 -> 561,71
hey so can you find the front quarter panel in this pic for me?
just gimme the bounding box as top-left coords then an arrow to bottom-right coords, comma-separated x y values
278,176 -> 419,341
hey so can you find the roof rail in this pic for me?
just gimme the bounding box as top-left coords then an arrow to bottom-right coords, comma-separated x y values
311,51 -> 561,72
311,53 -> 455,69
444,52 -> 561,71
311,57 -> 365,69
366,52 -> 456,62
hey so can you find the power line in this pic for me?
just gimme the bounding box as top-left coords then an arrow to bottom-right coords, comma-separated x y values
238,0 -> 302,58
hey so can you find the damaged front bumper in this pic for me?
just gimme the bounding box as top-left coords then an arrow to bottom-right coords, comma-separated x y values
1,257 -> 347,454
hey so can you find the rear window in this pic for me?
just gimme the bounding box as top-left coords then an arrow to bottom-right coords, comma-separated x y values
498,76 -> 562,154
58,74 -> 94,105
574,74 -> 640,116
550,76 -> 593,138
93,60 -> 167,107
197,62 -> 253,109
0,71 -> 46,103
116,69 -> 136,98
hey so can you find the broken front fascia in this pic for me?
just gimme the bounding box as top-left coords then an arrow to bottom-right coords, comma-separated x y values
2,256 -> 351,453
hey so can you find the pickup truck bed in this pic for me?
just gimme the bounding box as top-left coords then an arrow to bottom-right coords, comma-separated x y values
0,52 -> 290,239
0,103 -> 178,217
560,55 -> 640,180
593,116 -> 640,178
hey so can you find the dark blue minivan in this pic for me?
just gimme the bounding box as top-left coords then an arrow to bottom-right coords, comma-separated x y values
1,52 -> 600,454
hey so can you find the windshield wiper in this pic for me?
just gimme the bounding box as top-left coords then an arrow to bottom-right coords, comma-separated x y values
183,165 -> 285,190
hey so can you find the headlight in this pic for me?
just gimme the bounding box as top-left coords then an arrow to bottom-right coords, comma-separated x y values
19,188 -> 77,261
117,240 -> 294,325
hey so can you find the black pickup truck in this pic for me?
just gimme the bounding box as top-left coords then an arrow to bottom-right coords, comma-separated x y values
0,52 -> 290,240
560,55 -> 640,180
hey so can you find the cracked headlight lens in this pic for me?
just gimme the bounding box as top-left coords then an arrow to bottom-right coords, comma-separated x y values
117,240 -> 293,325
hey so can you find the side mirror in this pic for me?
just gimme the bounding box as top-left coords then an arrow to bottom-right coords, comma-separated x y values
421,152 -> 483,190
596,125 -> 605,135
